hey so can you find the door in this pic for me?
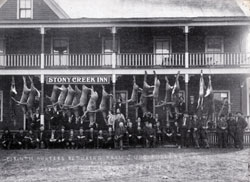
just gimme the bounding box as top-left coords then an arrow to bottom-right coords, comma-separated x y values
0,39 -> 5,66
154,39 -> 171,66
102,38 -> 119,66
205,36 -> 224,65
53,38 -> 69,66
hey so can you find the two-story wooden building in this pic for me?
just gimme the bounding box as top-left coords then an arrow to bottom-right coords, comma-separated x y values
0,0 -> 250,130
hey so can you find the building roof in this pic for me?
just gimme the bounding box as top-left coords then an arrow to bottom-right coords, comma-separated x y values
53,0 -> 250,19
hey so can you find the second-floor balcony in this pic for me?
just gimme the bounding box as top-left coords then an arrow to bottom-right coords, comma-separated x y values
0,52 -> 249,69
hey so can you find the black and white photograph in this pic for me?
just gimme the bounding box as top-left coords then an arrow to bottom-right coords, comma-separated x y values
0,0 -> 250,181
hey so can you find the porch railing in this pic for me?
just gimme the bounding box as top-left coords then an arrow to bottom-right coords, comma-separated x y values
189,52 -> 250,67
0,52 -> 249,69
0,54 -> 40,68
45,53 -> 112,68
117,53 -> 185,68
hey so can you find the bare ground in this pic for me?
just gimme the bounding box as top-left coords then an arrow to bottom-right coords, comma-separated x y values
0,147 -> 249,182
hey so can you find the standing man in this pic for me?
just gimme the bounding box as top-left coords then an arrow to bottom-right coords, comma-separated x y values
235,112 -> 248,149
227,113 -> 237,148
217,114 -> 228,148
188,96 -> 197,116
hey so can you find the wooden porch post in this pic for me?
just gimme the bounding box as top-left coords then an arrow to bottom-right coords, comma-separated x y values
40,27 -> 45,126
111,27 -> 117,69
112,74 -> 116,113
40,27 -> 45,69
185,74 -> 189,112
184,26 -> 189,68
40,74 -> 45,127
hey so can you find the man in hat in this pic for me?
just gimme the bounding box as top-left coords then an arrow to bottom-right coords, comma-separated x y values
57,126 -> 67,149
227,113 -> 237,148
217,114 -> 228,148
76,127 -> 87,149
1,128 -> 13,150
13,128 -> 25,149
37,125 -> 48,149
48,128 -> 58,149
235,112 -> 248,149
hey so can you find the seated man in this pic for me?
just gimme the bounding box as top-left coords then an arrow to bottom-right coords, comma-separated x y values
48,128 -> 57,149
126,122 -> 136,147
190,114 -> 201,148
135,126 -> 145,147
114,122 -> 126,150
198,115 -> 209,149
164,123 -> 174,145
37,125 -> 48,149
57,126 -> 67,149
105,127 -> 114,149
155,121 -> 163,146
173,121 -> 181,148
1,128 -> 13,150
87,127 -> 96,149
12,128 -> 25,149
145,123 -> 156,148
66,129 -> 77,149
76,127 -> 87,149
24,129 -> 37,149
97,130 -> 105,149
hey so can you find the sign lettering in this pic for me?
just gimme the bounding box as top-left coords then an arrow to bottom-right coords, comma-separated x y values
46,75 -> 111,84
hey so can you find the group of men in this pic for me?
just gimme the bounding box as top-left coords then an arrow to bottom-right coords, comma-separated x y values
0,96 -> 248,150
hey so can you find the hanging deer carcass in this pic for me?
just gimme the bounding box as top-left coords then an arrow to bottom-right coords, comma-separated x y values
82,86 -> 99,124
71,85 -> 82,122
156,75 -> 173,108
126,76 -> 140,104
46,85 -> 60,111
10,76 -> 17,126
135,71 -> 154,114
93,85 -> 112,124
197,70 -> 205,111
205,75 -> 215,122
144,71 -> 160,103
11,76 -> 31,114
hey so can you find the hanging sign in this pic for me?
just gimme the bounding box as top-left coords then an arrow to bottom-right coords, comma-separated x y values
46,75 -> 111,84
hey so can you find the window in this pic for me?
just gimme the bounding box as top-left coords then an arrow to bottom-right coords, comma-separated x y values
52,38 -> 69,66
53,38 -> 69,54
18,0 -> 33,19
205,36 -> 224,53
154,38 -> 171,66
205,36 -> 224,65
213,90 -> 231,114
102,37 -> 120,54
102,37 -> 119,66
0,91 -> 3,122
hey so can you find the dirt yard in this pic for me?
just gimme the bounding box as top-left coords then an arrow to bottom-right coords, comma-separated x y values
0,147 -> 249,182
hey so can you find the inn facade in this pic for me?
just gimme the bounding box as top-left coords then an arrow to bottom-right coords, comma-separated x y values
0,0 -> 250,130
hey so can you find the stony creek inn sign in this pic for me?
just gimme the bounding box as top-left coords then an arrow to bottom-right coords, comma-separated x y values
0,0 -> 249,132
46,75 -> 111,84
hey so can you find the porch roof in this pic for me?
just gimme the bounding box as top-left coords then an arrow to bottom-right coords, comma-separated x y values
53,0 -> 250,19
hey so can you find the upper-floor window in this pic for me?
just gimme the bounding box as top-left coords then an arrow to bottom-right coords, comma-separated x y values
102,37 -> 120,54
205,36 -> 224,53
154,38 -> 171,66
18,0 -> 33,19
53,38 -> 69,55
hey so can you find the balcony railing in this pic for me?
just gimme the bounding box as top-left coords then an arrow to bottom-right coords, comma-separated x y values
189,52 -> 250,67
0,54 -> 40,68
117,53 -> 185,68
0,52 -> 249,69
45,53 -> 112,68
